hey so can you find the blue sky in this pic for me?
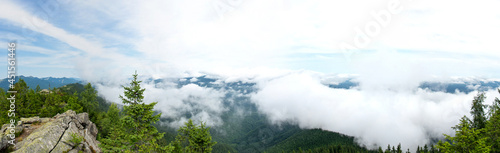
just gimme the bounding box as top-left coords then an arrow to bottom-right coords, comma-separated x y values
0,0 -> 499,80
3,0 -> 500,149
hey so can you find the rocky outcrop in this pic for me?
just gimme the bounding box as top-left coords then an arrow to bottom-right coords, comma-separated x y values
0,121 -> 23,151
0,110 -> 102,153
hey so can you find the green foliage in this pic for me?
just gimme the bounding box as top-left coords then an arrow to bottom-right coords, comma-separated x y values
80,83 -> 98,118
100,71 -> 168,152
40,89 -> 65,117
291,144 -> 377,153
435,89 -> 500,153
471,92 -> 488,129
266,128 -> 374,153
174,119 -> 217,153
97,103 -> 121,139
0,79 -> 92,125
486,89 -> 500,153
0,88 -> 9,125
385,144 -> 391,153
64,92 -> 83,113
397,143 -> 402,153
436,116 -> 490,153
69,132 -> 84,147
119,72 -> 145,105
211,143 -> 237,153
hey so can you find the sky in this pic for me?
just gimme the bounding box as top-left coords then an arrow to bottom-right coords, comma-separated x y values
0,0 -> 499,79
1,0 -> 500,150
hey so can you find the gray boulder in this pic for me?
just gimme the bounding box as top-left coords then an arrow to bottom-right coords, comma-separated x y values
9,110 -> 102,153
0,121 -> 23,151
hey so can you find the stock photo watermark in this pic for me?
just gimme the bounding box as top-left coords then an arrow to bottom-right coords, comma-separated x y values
6,42 -> 17,146
340,0 -> 410,61
212,0 -> 244,20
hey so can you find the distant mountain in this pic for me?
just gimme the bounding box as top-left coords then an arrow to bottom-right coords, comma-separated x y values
148,75 -> 500,152
44,75 -> 499,153
324,79 -> 500,93
155,75 -> 500,94
419,81 -> 500,93
149,75 -> 375,152
0,75 -> 81,91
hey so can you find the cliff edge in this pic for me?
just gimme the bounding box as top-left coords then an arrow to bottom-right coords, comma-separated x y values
0,110 -> 101,153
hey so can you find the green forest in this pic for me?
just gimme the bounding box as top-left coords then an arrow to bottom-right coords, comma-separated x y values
1,72 -> 500,153
0,72 -> 216,153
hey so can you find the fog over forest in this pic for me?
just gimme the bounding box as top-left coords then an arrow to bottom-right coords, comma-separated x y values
1,0 -> 499,152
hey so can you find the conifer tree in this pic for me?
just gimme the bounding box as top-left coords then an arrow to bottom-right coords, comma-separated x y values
436,116 -> 490,152
174,119 -> 217,153
98,103 -> 121,139
0,88 -> 8,125
471,92 -> 487,129
397,143 -> 402,153
385,144 -> 391,153
101,71 -> 172,152
486,89 -> 500,153
80,83 -> 98,116
64,92 -> 83,113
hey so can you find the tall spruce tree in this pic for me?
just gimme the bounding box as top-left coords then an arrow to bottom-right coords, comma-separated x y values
397,143 -> 402,153
174,119 -> 217,153
436,116 -> 490,153
101,71 -> 172,152
471,92 -> 487,129
486,89 -> 500,153
64,92 -> 83,113
80,83 -> 98,117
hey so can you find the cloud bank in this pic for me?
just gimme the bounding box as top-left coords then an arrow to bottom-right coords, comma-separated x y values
96,79 -> 227,128
251,71 -> 499,150
2,0 -> 500,151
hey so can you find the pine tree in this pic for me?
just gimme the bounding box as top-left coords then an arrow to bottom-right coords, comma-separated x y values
80,83 -> 98,116
397,143 -> 402,153
12,79 -> 28,119
174,119 -> 217,153
436,116 -> 491,152
25,89 -> 40,117
486,88 -> 500,153
429,144 -> 437,153
0,88 -> 8,125
98,103 -> 121,138
385,144 -> 391,153
471,92 -> 487,129
100,71 -> 172,152
64,92 -> 83,113
40,90 -> 64,117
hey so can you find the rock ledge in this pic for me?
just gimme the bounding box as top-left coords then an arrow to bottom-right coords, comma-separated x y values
0,110 -> 101,153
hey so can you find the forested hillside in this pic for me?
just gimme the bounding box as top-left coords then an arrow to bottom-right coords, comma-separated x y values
0,73 -> 217,152
2,74 -> 500,153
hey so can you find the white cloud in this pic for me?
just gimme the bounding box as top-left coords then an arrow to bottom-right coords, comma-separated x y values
251,71 -> 499,150
96,80 -> 227,128
3,0 -> 500,78
2,0 -> 500,150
